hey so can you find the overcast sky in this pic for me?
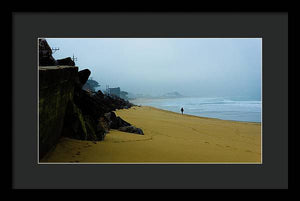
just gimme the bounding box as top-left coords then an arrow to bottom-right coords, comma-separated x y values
46,38 -> 262,100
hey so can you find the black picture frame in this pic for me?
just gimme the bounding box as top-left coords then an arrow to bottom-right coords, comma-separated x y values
10,10 -> 295,190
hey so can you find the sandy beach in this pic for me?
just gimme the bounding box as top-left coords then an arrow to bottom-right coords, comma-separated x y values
41,106 -> 262,163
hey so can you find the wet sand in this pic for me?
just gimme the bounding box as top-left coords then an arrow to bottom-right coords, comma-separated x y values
41,106 -> 262,163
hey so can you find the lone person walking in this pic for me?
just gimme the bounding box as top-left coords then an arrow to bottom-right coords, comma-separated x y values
181,107 -> 184,115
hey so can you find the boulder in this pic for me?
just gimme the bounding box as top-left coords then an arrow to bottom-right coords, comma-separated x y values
95,122 -> 107,141
83,115 -> 99,141
56,57 -> 75,66
39,38 -> 57,66
96,90 -> 104,98
74,88 -> 107,120
104,111 -> 118,129
116,116 -> 131,127
62,102 -> 93,140
118,126 -> 144,135
78,69 -> 91,87
98,116 -> 110,133
104,112 -> 131,129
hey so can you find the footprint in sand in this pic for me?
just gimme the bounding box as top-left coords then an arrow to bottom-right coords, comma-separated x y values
204,141 -> 209,144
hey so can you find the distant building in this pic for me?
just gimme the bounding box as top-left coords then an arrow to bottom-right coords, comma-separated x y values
106,87 -> 128,100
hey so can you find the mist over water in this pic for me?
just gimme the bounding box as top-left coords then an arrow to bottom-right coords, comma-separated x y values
46,38 -> 262,122
132,97 -> 262,122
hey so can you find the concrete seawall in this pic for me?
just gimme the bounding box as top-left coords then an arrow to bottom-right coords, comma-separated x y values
39,66 -> 78,159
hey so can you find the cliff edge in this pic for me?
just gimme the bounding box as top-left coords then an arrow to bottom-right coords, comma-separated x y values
39,66 -> 142,160
39,66 -> 78,159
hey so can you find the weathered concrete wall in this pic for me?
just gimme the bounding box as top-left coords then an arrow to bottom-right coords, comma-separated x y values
39,66 -> 78,159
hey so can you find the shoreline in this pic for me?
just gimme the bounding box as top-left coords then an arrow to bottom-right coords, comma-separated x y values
41,105 -> 262,163
131,106 -> 261,125
130,98 -> 262,124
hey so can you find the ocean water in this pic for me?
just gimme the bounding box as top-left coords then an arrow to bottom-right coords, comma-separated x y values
131,97 -> 262,123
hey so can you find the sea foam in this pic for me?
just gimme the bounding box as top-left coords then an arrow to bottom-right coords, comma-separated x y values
131,97 -> 262,122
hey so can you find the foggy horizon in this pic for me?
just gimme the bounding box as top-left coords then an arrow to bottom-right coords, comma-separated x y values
46,38 -> 262,100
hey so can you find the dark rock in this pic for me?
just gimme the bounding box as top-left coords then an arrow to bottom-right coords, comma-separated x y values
82,79 -> 100,92
95,122 -> 106,141
40,65 -> 135,145
39,66 -> 78,159
96,90 -> 104,98
61,102 -> 98,141
104,111 -> 117,120
98,116 -> 110,133
74,89 -> 106,121
39,39 -> 76,67
104,112 -> 131,129
116,116 -> 131,127
39,38 -> 57,66
104,112 -> 118,129
39,39 -> 141,159
78,69 -> 91,87
61,102 -> 88,140
84,115 -> 99,141
118,126 -> 144,135
56,57 -> 75,66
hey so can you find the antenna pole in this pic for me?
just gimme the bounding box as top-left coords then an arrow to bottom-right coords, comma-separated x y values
72,54 -> 78,62
51,47 -> 59,54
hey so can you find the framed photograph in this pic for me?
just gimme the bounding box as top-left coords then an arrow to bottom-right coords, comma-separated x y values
12,11 -> 293,189
38,37 -> 262,165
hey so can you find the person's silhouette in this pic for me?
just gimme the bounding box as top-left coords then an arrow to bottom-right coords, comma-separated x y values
181,107 -> 184,115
